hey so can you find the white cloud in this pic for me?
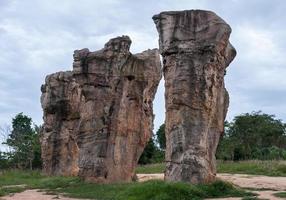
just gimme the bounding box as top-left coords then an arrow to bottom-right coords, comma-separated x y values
225,22 -> 286,122
0,0 -> 286,147
226,24 -> 286,90
153,79 -> 165,131
234,24 -> 285,65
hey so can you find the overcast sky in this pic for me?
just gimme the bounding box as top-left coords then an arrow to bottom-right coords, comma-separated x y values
0,0 -> 286,145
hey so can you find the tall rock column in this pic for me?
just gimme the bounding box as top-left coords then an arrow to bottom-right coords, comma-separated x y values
153,10 -> 236,183
41,36 -> 162,182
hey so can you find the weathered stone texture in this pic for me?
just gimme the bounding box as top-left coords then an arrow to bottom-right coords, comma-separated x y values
41,36 -> 161,182
153,10 -> 236,183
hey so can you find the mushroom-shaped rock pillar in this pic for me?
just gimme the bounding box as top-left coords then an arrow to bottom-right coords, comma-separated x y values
153,10 -> 236,183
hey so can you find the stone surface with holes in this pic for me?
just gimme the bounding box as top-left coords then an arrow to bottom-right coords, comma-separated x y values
153,10 -> 236,183
40,36 -> 161,182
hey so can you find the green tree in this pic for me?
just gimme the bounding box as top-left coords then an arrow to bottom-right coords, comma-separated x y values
4,113 -> 41,169
0,152 -> 9,168
216,121 -> 236,160
217,111 -> 286,161
139,138 -> 158,164
138,124 -> 166,165
156,124 -> 166,150
32,125 -> 42,169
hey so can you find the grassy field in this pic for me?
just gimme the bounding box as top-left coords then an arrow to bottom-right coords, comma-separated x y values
273,192 -> 286,198
0,170 -> 255,200
0,186 -> 26,197
217,160 -> 286,176
1,160 -> 284,200
136,163 -> 165,174
136,160 -> 286,176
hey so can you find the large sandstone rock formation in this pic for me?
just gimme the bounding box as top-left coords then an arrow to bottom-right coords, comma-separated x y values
41,36 -> 161,182
153,10 -> 236,183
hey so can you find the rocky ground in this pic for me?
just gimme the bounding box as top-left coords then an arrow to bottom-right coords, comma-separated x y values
1,173 -> 286,200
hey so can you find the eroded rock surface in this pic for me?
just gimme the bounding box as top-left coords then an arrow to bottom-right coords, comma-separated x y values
41,36 -> 161,182
153,10 -> 236,183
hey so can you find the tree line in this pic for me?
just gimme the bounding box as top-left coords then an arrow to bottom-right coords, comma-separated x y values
139,111 -> 286,164
217,111 -> 286,161
1,111 -> 286,169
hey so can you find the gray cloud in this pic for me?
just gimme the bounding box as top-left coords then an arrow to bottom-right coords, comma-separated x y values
0,0 -> 286,148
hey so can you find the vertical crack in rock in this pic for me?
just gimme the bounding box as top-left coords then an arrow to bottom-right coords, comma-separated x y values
153,10 -> 236,183
40,36 -> 162,182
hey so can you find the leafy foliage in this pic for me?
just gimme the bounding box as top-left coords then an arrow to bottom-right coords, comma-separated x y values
1,113 -> 42,169
140,111 -> 286,165
217,111 -> 286,161
138,123 -> 168,165
0,152 -> 10,169
156,124 -> 166,150
138,137 -> 164,164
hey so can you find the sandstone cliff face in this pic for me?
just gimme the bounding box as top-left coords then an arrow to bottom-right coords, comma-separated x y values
153,10 -> 236,183
41,36 -> 161,182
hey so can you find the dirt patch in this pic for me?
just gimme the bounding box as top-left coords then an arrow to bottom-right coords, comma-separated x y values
137,173 -> 164,182
218,174 -> 286,200
206,191 -> 285,200
218,173 -> 286,191
0,189 -> 88,200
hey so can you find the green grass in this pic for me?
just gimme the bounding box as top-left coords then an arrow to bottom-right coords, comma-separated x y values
0,170 -> 80,197
0,187 -> 26,197
273,191 -> 286,198
135,163 -> 165,174
217,160 -> 286,176
0,170 -> 255,200
241,197 -> 267,200
0,170 -> 80,189
56,180 -> 254,200
0,170 -> 43,187
2,160 -> 284,199
136,160 -> 286,176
